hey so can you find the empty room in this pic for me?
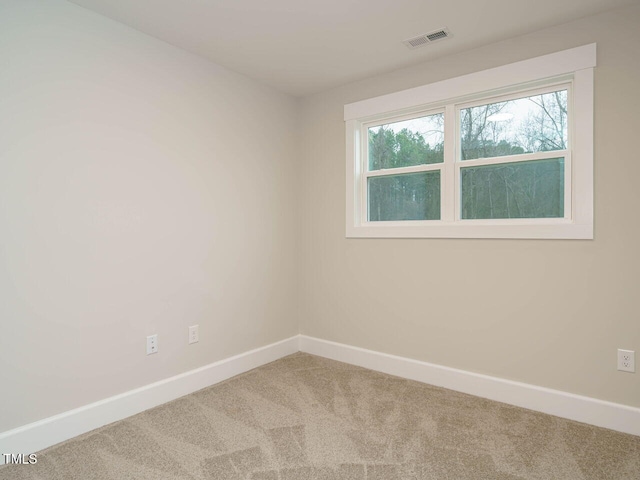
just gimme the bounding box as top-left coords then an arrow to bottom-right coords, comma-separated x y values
1,0 -> 639,478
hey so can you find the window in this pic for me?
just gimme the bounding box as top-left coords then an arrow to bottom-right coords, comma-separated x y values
367,111 -> 444,221
345,44 -> 595,239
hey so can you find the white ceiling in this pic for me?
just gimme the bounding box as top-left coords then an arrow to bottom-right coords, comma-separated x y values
69,0 -> 636,96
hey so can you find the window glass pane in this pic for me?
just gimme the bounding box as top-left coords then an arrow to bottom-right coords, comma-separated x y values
368,113 -> 444,170
369,171 -> 440,221
460,89 -> 567,161
461,158 -> 564,219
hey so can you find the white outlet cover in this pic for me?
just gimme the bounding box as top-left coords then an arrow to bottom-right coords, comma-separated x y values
617,349 -> 635,373
189,325 -> 199,344
146,334 -> 158,355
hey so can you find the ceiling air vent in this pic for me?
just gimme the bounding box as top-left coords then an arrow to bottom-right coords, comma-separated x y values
403,28 -> 451,49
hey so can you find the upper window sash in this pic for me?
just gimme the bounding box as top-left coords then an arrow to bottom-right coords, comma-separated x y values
455,82 -> 572,163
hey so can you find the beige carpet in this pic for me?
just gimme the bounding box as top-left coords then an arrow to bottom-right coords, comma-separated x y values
1,353 -> 639,479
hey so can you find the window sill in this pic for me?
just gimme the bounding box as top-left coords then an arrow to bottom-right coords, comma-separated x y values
346,222 -> 593,239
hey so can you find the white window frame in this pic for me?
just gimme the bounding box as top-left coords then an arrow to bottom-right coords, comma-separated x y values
345,44 -> 595,239
362,108 -> 445,223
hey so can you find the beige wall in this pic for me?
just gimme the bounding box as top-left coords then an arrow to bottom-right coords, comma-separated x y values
2,0 -> 639,436
0,0 -> 298,431
298,5 -> 640,408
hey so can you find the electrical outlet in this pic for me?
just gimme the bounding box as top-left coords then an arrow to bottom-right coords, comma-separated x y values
188,325 -> 199,344
617,349 -> 635,373
146,334 -> 158,355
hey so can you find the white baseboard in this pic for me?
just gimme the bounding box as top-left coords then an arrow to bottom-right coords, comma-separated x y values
299,335 -> 640,437
0,336 -> 299,463
2,333 -> 637,465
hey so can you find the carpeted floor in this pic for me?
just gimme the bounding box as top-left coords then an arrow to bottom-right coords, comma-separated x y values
1,352 -> 639,479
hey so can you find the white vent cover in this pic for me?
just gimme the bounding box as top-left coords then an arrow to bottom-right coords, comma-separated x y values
403,28 -> 451,49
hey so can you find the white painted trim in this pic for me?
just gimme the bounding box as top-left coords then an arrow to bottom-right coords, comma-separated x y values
299,335 -> 640,437
345,222 -> 593,239
572,68 -> 594,228
344,44 -> 596,121
0,336 -> 299,463
4,332 -> 636,464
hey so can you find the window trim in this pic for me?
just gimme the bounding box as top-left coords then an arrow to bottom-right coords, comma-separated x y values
345,44 -> 595,239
